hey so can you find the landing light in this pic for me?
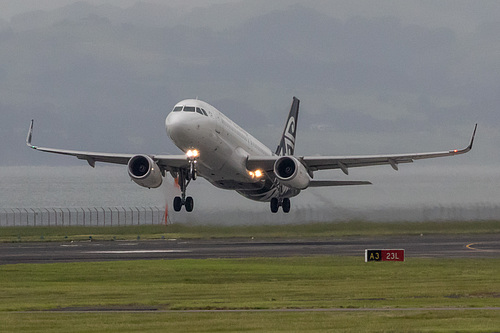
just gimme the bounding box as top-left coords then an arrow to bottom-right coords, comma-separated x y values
248,169 -> 264,179
186,149 -> 199,158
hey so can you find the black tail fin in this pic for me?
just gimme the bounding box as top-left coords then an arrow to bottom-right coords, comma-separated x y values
276,97 -> 300,156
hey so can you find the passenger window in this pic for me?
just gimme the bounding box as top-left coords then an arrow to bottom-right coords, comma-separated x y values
184,106 -> 195,112
196,107 -> 204,115
173,106 -> 183,112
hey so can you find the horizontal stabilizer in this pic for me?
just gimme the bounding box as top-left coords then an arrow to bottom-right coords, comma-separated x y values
309,180 -> 372,187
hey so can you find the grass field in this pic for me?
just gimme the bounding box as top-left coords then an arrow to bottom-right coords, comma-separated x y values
1,256 -> 500,332
3,310 -> 500,332
2,221 -> 499,331
1,220 -> 500,242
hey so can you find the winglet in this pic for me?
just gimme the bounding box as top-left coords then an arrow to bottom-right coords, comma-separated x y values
468,123 -> 477,150
452,123 -> 477,155
26,119 -> 36,148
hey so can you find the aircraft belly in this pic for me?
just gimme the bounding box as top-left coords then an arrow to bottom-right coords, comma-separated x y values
237,184 -> 301,202
203,161 -> 258,190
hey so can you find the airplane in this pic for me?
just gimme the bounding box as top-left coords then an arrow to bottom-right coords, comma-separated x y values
26,97 -> 477,213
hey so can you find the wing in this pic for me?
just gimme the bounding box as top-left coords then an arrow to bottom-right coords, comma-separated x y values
247,124 -> 477,175
26,120 -> 189,171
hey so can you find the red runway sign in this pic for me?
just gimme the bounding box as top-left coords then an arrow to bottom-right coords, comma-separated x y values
365,249 -> 405,262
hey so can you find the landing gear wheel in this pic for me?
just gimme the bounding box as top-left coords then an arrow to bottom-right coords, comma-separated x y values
282,198 -> 291,213
270,198 -> 279,213
172,167 -> 197,212
185,196 -> 194,212
173,196 -> 182,212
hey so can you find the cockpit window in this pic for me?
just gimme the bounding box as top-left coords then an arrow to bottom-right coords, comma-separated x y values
172,105 -> 208,115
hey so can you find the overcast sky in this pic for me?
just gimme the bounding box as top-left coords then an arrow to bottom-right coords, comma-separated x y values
1,0 -> 498,167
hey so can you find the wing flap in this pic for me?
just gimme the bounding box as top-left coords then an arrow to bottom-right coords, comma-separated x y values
246,124 -> 476,174
303,155 -> 415,173
26,120 -> 189,171
154,155 -> 190,170
30,146 -> 134,166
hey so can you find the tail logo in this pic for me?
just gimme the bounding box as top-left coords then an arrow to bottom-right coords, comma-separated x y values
276,97 -> 300,156
282,116 -> 296,155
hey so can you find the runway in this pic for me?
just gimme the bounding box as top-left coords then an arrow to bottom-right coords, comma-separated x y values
1,234 -> 500,265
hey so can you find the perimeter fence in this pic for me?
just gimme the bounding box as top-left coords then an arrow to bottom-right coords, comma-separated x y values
0,207 -> 167,227
2,204 -> 500,227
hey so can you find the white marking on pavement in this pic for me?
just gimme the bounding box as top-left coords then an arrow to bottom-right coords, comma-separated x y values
85,250 -> 190,254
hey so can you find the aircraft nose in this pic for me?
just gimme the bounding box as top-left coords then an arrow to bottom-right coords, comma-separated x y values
165,112 -> 186,140
165,111 -> 200,145
166,109 -> 215,150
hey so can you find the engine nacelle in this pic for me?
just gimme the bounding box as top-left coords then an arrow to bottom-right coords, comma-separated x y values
127,155 -> 163,188
273,156 -> 310,190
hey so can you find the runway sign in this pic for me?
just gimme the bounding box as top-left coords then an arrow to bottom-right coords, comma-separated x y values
365,249 -> 405,262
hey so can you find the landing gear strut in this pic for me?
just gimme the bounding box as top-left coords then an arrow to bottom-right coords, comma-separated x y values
270,197 -> 291,213
173,153 -> 198,212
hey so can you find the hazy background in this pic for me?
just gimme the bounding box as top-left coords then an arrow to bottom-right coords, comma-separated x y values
1,1 -> 499,224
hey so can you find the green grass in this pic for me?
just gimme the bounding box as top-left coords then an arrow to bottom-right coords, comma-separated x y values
1,257 -> 500,331
2,222 -> 499,331
2,311 -> 500,332
0,225 -> 171,242
1,220 -> 500,242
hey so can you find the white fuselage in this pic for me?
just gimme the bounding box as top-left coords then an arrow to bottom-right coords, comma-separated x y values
165,99 -> 299,201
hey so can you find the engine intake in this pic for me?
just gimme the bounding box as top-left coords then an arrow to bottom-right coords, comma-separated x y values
273,156 -> 310,190
128,155 -> 163,188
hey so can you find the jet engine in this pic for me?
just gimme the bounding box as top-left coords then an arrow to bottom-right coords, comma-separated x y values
273,156 -> 310,190
127,155 -> 163,188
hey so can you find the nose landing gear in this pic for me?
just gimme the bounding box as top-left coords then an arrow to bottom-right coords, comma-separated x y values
173,152 -> 198,212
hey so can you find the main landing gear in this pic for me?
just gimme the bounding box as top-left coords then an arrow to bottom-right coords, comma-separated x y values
270,197 -> 291,213
173,155 -> 197,212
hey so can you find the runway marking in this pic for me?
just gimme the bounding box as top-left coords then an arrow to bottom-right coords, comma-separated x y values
466,242 -> 498,252
466,243 -> 478,250
85,250 -> 191,254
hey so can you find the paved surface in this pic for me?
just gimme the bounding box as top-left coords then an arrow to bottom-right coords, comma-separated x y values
1,234 -> 500,265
